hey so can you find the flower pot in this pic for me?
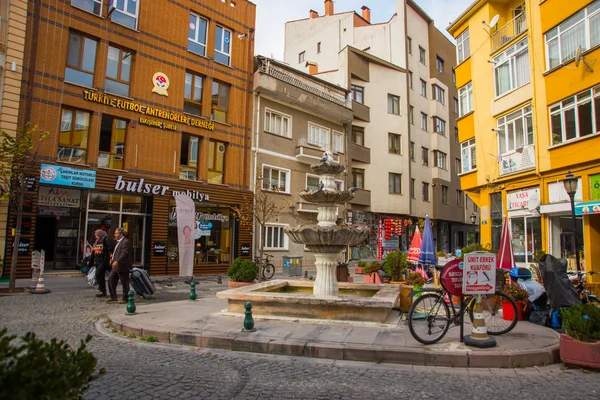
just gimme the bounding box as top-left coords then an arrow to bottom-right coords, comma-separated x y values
502,300 -> 524,321
363,272 -> 382,284
399,284 -> 413,312
560,334 -> 600,369
227,281 -> 255,289
354,267 -> 364,275
347,276 -> 354,283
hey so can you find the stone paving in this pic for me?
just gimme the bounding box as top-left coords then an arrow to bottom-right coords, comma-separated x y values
0,276 -> 599,399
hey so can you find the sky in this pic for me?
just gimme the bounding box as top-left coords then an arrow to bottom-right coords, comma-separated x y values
251,0 -> 474,60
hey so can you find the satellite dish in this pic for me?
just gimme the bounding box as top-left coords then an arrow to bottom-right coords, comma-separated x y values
575,45 -> 583,67
527,192 -> 540,213
489,14 -> 499,29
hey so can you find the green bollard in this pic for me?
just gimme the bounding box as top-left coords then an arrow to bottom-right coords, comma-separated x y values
189,281 -> 197,301
242,301 -> 256,332
126,290 -> 136,315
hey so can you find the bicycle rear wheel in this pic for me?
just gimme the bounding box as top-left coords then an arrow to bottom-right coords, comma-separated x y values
407,293 -> 450,345
262,263 -> 275,280
468,292 -> 518,335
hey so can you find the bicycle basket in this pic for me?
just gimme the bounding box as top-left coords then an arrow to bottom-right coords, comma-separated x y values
495,268 -> 506,292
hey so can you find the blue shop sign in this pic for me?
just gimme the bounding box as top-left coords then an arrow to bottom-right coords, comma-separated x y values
40,164 -> 96,189
575,201 -> 600,216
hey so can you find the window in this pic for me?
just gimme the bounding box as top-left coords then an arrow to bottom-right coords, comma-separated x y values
420,79 -> 427,97
263,225 -> 288,250
457,190 -> 464,207
452,69 -> 456,84
109,0 -> 139,30
72,0 -> 101,15
58,107 -> 90,164
457,28 -> 470,63
298,51 -> 305,63
65,31 -> 97,87
454,127 -> 459,143
474,203 -> 479,212
409,105 -> 414,124
421,147 -> 429,166
455,158 -> 461,174
105,45 -> 132,97
408,71 -> 413,89
409,142 -> 415,161
453,97 -> 459,114
388,94 -> 400,115
98,115 -> 126,169
262,165 -> 289,192
422,182 -> 430,201
458,82 -> 473,116
421,113 -> 428,131
317,42 -> 321,53
545,2 -> 600,69
419,46 -> 427,64
389,133 -> 401,154
208,140 -> 226,184
265,109 -> 291,137
434,150 -> 447,169
550,85 -> 600,145
389,173 -> 402,194
306,174 -> 320,191
351,126 -> 364,146
351,85 -> 364,104
308,123 -> 330,148
441,185 -> 448,204
461,138 -> 476,173
493,38 -> 530,97
436,55 -> 444,73
410,179 -> 415,198
433,85 -> 445,104
497,104 -> 534,154
333,131 -> 344,153
184,72 -> 203,116
352,168 -> 365,189
188,13 -> 208,56
407,36 -> 412,54
180,133 -> 200,180
214,25 -> 232,65
211,81 -> 229,123
433,117 -> 446,136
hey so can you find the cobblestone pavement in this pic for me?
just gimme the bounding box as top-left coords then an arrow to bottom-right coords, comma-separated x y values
0,277 -> 599,400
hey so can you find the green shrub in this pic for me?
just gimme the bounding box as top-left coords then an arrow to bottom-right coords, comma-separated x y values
227,258 -> 258,282
561,304 -> 600,343
383,250 -> 407,281
406,272 -> 425,286
363,261 -> 381,275
0,328 -> 105,399
460,243 -> 493,258
357,261 -> 367,268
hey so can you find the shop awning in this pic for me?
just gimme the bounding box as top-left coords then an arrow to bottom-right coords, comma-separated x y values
575,201 -> 600,216
539,202 -> 571,214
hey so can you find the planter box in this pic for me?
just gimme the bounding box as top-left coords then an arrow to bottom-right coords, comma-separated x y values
354,267 -> 364,275
502,300 -> 524,321
399,284 -> 413,312
560,334 -> 600,369
363,273 -> 382,284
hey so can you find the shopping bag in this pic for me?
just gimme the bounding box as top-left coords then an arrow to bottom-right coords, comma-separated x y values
87,266 -> 97,287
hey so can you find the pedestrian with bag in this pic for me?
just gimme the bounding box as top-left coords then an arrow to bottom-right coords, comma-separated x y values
106,227 -> 133,304
88,229 -> 111,297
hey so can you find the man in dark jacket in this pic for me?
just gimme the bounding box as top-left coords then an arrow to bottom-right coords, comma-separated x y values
89,229 -> 111,297
106,227 -> 133,304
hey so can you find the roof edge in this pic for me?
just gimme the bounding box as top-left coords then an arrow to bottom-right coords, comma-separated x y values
447,0 -> 485,35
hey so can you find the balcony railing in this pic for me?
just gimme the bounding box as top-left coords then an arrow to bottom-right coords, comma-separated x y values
258,59 -> 350,108
499,145 -> 535,176
491,12 -> 527,53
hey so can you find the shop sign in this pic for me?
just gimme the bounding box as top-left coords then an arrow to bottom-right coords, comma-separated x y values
591,174 -> 600,200
575,200 -> 600,215
115,176 -> 169,195
40,164 -> 96,189
548,180 -> 582,203
507,187 -> 539,211
38,187 -> 81,208
195,221 -> 212,238
153,242 -> 166,256
26,176 -> 36,191
440,259 -> 464,297
152,72 -> 170,96
18,238 -> 30,255
83,90 -> 214,131
462,252 -> 496,295
240,244 -> 251,256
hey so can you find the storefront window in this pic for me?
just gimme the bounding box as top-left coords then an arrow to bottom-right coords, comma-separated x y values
490,192 -> 503,252
511,216 -> 541,264
549,215 -> 584,268
168,201 -> 233,267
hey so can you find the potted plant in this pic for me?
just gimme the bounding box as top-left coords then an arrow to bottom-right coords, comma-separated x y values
363,261 -> 382,283
383,250 -> 407,283
560,304 -> 600,369
226,258 -> 258,288
501,283 -> 529,321
398,272 -> 426,313
355,260 -> 367,275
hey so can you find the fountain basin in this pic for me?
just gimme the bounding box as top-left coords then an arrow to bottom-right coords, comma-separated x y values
216,280 -> 400,323
299,191 -> 354,204
285,225 -> 370,249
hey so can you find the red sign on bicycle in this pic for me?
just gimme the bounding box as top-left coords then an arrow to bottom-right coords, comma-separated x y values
440,259 -> 464,297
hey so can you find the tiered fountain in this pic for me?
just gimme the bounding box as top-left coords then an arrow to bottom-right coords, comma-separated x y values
218,152 -> 400,323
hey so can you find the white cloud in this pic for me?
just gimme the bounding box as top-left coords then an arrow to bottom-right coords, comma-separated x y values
252,0 -> 473,60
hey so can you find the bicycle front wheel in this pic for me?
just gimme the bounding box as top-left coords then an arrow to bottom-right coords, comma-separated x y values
262,263 -> 275,280
407,293 -> 450,345
468,292 -> 518,335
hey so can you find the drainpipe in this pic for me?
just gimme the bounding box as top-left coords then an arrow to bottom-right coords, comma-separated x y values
24,0 -> 42,125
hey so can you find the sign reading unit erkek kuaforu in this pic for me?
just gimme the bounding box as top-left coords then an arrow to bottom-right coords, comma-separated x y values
462,252 -> 496,295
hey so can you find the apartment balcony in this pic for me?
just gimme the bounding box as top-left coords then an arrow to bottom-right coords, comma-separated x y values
349,188 -> 371,207
349,141 -> 370,164
499,145 -> 535,176
296,137 -> 333,165
491,12 -> 527,53
352,101 -> 370,122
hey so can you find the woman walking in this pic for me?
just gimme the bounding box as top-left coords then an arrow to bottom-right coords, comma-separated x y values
89,229 -> 111,297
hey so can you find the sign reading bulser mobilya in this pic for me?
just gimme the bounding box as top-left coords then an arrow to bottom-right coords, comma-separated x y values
40,164 -> 96,188
82,90 -> 215,132
114,175 -> 209,201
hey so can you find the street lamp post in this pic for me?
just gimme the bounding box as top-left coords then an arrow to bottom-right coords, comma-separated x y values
563,171 -> 581,278
470,213 -> 477,245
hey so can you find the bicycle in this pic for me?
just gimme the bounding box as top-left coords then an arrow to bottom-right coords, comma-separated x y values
407,270 -> 519,345
255,253 -> 275,280
568,271 -> 600,308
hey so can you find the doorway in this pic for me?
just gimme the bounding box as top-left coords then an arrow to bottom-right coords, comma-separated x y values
34,217 -> 57,270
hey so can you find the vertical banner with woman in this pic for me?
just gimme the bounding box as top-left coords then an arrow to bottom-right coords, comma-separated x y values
175,194 -> 195,277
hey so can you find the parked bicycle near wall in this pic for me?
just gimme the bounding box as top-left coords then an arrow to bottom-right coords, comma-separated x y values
568,271 -> 600,308
254,253 -> 275,280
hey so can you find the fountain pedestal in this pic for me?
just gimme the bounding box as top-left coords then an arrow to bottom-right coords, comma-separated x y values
313,253 -> 339,297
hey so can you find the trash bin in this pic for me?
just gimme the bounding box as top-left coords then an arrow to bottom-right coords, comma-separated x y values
282,256 -> 302,276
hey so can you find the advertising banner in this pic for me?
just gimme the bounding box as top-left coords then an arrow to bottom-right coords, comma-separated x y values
462,252 -> 496,295
40,164 -> 96,188
175,194 -> 195,276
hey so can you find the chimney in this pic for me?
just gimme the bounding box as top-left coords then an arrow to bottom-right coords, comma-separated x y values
361,6 -> 371,23
306,61 -> 318,75
324,0 -> 334,16
309,9 -> 318,19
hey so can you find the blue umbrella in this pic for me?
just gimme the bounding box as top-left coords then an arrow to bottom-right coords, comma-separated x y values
418,215 -> 437,266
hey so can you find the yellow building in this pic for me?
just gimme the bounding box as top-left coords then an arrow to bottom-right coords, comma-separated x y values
448,0 -> 600,281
